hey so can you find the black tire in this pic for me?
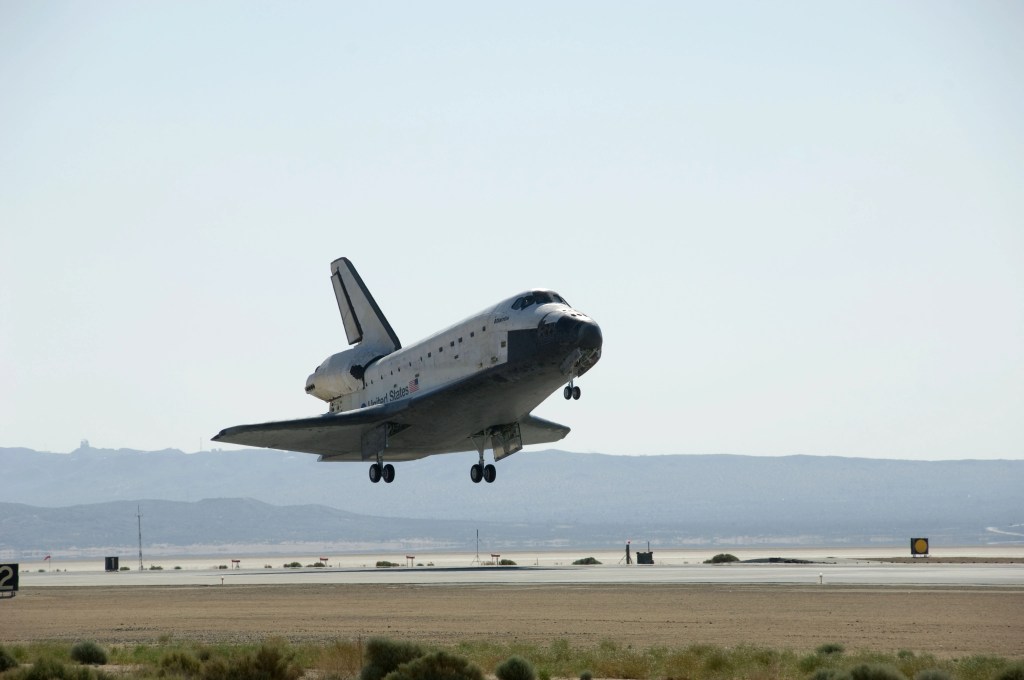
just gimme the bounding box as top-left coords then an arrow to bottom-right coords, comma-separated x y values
563,386 -> 572,400
470,464 -> 483,483
572,385 -> 581,400
369,463 -> 381,483
382,463 -> 395,483
483,464 -> 496,483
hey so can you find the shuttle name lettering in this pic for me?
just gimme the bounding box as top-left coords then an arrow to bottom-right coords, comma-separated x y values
365,385 -> 410,407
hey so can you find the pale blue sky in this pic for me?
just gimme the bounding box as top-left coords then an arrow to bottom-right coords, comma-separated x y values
2,2 -> 1021,459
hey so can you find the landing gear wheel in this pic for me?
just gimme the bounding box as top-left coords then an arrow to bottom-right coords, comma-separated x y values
563,386 -> 572,400
572,385 -> 581,400
369,463 -> 382,483
470,464 -> 483,483
483,464 -> 496,483
382,463 -> 395,483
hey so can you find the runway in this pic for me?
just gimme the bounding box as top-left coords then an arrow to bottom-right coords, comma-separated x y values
7,553 -> 1023,655
16,560 -> 1024,588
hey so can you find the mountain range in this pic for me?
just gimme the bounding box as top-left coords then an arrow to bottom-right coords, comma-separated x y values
2,446 -> 1021,556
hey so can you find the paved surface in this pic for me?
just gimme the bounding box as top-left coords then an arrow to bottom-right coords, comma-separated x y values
16,561 -> 1024,588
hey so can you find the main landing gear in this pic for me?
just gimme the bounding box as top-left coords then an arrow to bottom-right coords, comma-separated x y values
563,380 -> 581,400
470,444 -> 496,484
369,462 -> 395,483
470,462 -> 496,483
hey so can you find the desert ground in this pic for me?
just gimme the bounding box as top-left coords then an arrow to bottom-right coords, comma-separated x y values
3,584 -> 1022,658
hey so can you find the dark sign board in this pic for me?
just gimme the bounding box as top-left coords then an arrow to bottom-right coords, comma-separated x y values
910,538 -> 929,556
0,563 -> 18,598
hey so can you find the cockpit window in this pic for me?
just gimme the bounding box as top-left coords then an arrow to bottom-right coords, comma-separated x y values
512,291 -> 568,310
512,295 -> 534,310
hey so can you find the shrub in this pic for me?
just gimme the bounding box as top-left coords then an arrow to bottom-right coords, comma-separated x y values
704,553 -> 739,564
913,671 -> 952,680
382,651 -> 484,680
549,639 -> 571,662
284,562 -> 302,568
375,561 -> 400,568
15,657 -> 110,680
0,645 -> 18,672
812,670 -> 852,680
360,638 -> 426,680
498,559 -> 517,566
250,640 -> 302,680
579,672 -> 593,680
149,565 -> 163,570
200,658 -> 228,680
996,664 -> 1024,680
70,642 -> 107,665
588,641 -> 652,679
703,649 -> 732,673
800,654 -> 828,674
850,663 -> 907,680
159,651 -> 201,678
319,641 -> 362,680
817,643 -> 846,655
495,655 -> 536,680
201,640 -> 301,680
572,557 -> 601,565
18,658 -> 67,680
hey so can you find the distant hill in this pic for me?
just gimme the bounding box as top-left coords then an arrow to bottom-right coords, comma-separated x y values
2,447 -> 1021,553
0,498 -> 567,557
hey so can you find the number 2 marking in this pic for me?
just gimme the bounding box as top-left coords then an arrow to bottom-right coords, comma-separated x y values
0,565 -> 14,590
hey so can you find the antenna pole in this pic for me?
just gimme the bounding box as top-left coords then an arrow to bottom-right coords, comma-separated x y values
137,505 -> 143,571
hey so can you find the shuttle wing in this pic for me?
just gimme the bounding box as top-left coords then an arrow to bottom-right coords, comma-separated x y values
213,389 -> 569,460
212,401 -> 411,459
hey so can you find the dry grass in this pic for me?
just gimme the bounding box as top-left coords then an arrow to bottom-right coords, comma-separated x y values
2,638 -> 1022,680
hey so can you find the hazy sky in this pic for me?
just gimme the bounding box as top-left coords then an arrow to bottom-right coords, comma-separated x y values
2,2 -> 1021,460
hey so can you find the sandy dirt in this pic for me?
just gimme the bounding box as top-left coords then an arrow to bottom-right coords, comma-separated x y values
862,557 -> 1024,564
3,584 -> 1023,658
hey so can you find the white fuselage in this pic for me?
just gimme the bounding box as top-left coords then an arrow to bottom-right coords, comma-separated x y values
313,290 -> 592,414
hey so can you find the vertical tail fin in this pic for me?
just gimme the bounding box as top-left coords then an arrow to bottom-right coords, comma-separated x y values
330,258 -> 401,351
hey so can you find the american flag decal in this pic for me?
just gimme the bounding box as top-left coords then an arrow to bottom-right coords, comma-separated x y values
409,377 -> 419,393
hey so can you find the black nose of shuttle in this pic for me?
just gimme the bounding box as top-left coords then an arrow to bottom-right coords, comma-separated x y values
577,317 -> 602,351
555,314 -> 602,351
